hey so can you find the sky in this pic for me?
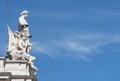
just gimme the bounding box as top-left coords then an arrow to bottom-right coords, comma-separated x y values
0,0 -> 120,81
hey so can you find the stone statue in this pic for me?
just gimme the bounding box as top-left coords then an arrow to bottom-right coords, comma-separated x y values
6,10 -> 38,75
18,10 -> 29,32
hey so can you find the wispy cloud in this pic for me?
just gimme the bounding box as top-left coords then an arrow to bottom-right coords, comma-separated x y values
30,9 -> 120,24
31,10 -> 77,19
32,33 -> 120,61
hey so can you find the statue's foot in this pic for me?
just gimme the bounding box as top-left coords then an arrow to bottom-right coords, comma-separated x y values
34,71 -> 37,75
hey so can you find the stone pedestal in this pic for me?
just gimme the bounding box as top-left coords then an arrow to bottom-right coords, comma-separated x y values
0,57 -> 37,81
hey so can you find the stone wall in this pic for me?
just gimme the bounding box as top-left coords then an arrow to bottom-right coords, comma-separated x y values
0,57 -> 37,81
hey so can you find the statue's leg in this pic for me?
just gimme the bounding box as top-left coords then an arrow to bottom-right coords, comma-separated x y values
30,62 -> 38,75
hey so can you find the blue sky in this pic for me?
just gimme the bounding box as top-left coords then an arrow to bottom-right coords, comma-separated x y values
0,0 -> 120,81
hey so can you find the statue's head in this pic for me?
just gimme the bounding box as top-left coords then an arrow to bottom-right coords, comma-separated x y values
21,10 -> 29,17
21,31 -> 30,40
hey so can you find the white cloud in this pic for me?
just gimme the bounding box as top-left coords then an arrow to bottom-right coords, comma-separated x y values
32,33 -> 120,61
31,10 -> 77,19
31,9 -> 120,23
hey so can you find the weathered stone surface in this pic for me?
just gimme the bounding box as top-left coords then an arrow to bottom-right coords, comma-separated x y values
0,62 -> 37,81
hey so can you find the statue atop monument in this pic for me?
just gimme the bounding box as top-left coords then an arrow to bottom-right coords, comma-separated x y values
6,10 -> 38,75
18,10 -> 29,32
